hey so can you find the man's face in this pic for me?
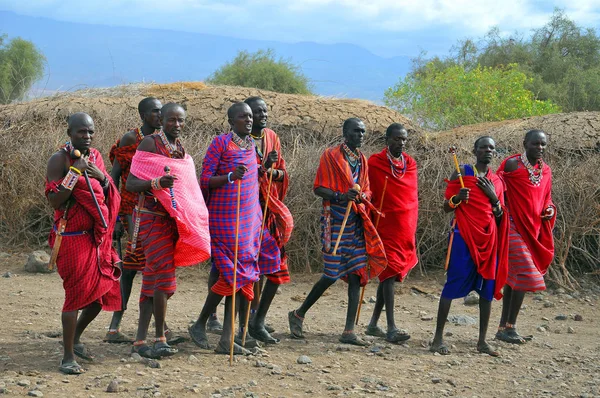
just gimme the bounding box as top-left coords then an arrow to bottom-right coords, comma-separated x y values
142,99 -> 162,129
344,120 -> 366,149
162,107 -> 185,139
231,104 -> 253,135
474,137 -> 495,165
387,128 -> 408,157
524,132 -> 547,161
250,100 -> 268,130
68,116 -> 95,152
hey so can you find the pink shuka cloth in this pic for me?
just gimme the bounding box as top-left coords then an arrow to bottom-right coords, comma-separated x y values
130,150 -> 211,266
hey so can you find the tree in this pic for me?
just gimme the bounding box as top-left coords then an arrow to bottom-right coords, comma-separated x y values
0,35 -> 45,104
207,49 -> 312,95
384,63 -> 560,130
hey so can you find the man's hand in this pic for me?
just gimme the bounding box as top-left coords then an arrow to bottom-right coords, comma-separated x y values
72,157 -> 89,174
542,206 -> 555,220
159,174 -> 177,188
345,187 -> 361,203
455,187 -> 470,203
476,176 -> 499,203
113,219 -> 124,240
264,150 -> 278,170
232,165 -> 248,181
86,163 -> 106,182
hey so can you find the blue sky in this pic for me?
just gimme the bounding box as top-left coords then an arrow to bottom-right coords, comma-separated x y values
1,0 -> 599,58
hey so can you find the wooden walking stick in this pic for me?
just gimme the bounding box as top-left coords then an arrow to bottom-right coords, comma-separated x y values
230,179 -> 242,366
444,146 -> 465,271
48,201 -> 72,271
333,183 -> 361,256
71,149 -> 108,228
356,176 -> 388,324
164,166 -> 177,209
241,167 -> 274,346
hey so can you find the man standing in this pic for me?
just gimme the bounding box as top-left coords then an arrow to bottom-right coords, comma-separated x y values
245,96 -> 294,344
105,97 -> 162,343
288,118 -> 386,346
365,123 -> 418,343
496,130 -> 555,344
189,102 -> 267,355
45,112 -> 122,374
127,103 -> 211,358
430,136 -> 509,356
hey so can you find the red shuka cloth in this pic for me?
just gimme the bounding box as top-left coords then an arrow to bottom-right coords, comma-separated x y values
109,128 -> 142,216
497,154 -> 556,275
444,168 -> 509,300
368,149 -> 419,282
46,148 -> 122,312
313,145 -> 387,280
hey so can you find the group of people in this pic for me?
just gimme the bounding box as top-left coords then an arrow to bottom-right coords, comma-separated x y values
45,96 -> 555,375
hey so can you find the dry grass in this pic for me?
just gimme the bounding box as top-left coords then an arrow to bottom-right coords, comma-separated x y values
0,90 -> 598,288
144,82 -> 208,97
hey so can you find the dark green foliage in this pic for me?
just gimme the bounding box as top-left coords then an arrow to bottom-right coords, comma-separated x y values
0,35 -> 45,104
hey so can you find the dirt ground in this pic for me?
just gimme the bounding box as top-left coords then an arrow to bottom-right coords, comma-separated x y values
0,253 -> 599,398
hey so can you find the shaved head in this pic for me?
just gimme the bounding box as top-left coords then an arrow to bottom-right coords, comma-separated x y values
67,112 -> 93,132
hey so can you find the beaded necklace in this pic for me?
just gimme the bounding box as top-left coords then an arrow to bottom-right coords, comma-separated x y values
342,142 -> 361,169
386,147 -> 406,179
252,129 -> 265,160
520,152 -> 543,186
62,141 -> 96,164
135,127 -> 144,142
231,131 -> 253,150
157,129 -> 183,158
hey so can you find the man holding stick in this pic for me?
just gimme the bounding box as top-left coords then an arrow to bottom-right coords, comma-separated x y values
127,103 -> 211,358
245,96 -> 294,344
495,129 -> 556,344
189,102 -> 266,355
430,136 -> 509,356
45,112 -> 122,375
364,123 -> 418,343
288,118 -> 386,346
105,97 -> 163,343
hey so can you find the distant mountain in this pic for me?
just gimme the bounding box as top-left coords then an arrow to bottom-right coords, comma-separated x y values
0,11 -> 410,102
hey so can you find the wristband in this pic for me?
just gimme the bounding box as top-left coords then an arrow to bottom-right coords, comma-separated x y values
69,166 -> 82,175
227,172 -> 234,184
448,195 -> 461,209
61,170 -> 80,190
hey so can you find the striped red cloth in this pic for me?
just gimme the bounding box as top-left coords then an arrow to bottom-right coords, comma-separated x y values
130,150 -> 211,267
257,128 -> 293,285
201,133 -> 266,300
506,218 -> 546,291
45,147 -> 121,312
497,154 -> 555,276
368,148 -> 419,282
109,128 -> 143,216
313,144 -> 387,283
137,197 -> 178,301
445,167 -> 509,300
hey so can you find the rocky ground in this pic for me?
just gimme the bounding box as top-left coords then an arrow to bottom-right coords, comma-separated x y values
1,253 -> 599,398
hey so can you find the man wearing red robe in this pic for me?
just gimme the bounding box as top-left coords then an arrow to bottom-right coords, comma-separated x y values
365,123 -> 418,343
430,136 -> 509,356
46,112 -> 122,375
496,130 -> 556,344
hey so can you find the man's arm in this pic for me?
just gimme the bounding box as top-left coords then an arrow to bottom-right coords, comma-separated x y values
126,135 -> 175,193
46,152 -> 90,209
314,186 -> 360,204
443,168 -> 469,213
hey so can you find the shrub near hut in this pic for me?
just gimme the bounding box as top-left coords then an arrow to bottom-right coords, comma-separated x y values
0,86 -> 598,286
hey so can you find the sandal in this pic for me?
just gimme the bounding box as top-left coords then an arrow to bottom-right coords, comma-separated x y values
104,330 -> 133,344
386,328 -> 411,344
153,340 -> 178,358
339,332 -> 369,346
207,316 -> 223,334
365,325 -> 386,338
288,310 -> 305,339
73,343 -> 95,361
249,324 -> 280,345
188,325 -> 211,350
477,342 -> 500,357
495,328 -> 527,344
165,329 -> 186,345
235,333 -> 262,349
429,341 -> 450,355
59,360 -> 85,375
132,342 -> 157,359
214,340 -> 251,356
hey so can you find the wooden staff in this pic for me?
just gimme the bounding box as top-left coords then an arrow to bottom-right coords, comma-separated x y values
164,166 -> 177,209
356,176 -> 388,324
241,167 -> 275,346
333,183 -> 361,256
444,146 -> 465,271
71,149 -> 107,228
230,179 -> 242,366
48,201 -> 71,271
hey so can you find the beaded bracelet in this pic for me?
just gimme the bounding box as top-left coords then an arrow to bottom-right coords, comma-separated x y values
150,177 -> 162,190
69,166 -> 82,175
61,170 -> 80,190
448,195 -> 461,209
